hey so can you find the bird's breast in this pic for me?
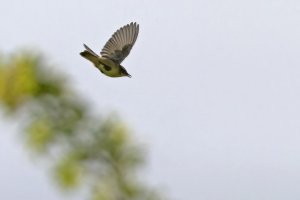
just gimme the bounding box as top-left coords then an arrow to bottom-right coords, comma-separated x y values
96,57 -> 122,77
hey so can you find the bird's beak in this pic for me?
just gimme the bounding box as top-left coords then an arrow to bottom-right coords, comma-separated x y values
127,74 -> 132,78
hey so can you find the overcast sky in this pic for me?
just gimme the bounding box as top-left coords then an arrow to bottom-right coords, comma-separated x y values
1,0 -> 300,199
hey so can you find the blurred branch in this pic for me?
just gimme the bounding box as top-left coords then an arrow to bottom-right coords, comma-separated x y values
0,52 -> 164,200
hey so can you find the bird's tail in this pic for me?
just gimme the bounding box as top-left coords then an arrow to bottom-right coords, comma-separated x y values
80,44 -> 99,64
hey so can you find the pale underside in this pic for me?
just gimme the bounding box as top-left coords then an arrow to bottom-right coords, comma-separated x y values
95,57 -> 122,77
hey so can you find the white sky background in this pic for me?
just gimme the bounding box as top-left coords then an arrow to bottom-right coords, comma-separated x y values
1,0 -> 300,199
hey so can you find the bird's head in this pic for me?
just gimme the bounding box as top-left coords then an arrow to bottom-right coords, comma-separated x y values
120,66 -> 132,78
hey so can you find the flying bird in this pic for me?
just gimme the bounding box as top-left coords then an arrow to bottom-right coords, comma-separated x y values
80,22 -> 139,78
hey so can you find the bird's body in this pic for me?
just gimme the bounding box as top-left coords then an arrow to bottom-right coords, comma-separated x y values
80,50 -> 128,77
80,22 -> 139,78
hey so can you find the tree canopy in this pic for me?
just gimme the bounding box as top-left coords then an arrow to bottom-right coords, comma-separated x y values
0,52 -> 163,200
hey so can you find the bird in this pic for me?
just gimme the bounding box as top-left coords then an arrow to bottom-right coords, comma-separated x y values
80,22 -> 139,78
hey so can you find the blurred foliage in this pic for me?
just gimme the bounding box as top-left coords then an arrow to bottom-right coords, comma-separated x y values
0,52 -> 164,200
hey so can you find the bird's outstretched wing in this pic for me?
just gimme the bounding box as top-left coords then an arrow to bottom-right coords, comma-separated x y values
100,22 -> 139,64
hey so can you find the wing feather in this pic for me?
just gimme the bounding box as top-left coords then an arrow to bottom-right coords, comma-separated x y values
100,22 -> 139,64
